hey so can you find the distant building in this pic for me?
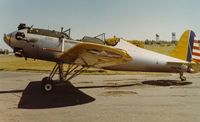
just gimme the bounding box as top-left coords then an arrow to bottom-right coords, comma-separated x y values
172,32 -> 176,41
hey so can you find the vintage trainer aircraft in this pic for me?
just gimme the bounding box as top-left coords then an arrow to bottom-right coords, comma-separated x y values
3,23 -> 200,93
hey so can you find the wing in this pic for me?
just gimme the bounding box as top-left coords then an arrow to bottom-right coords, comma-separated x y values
59,42 -> 132,68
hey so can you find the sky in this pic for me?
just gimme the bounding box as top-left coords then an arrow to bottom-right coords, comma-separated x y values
0,0 -> 200,49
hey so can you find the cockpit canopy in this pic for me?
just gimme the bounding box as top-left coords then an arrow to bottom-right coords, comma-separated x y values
17,23 -> 71,39
81,36 -> 105,45
16,23 -> 120,45
80,33 -> 120,46
27,28 -> 70,39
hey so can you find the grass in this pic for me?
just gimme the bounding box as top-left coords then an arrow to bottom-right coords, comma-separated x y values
0,44 -> 175,74
0,55 -> 54,72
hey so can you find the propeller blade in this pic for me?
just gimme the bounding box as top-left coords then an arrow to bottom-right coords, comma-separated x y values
61,27 -> 64,33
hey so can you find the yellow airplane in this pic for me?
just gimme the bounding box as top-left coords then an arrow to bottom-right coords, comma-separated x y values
3,23 -> 200,93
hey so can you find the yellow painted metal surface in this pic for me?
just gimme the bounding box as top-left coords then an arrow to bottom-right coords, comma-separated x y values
170,30 -> 190,61
59,42 -> 132,67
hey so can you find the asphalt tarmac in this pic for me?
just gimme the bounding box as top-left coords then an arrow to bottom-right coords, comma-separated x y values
0,71 -> 200,122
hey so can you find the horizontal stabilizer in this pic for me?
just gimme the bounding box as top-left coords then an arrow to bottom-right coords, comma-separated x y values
167,62 -> 198,73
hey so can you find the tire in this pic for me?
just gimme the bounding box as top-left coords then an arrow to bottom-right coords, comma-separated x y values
41,77 -> 54,93
180,76 -> 186,81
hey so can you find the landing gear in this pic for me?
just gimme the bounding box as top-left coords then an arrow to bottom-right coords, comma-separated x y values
41,62 -> 87,93
179,72 -> 186,81
41,77 -> 54,93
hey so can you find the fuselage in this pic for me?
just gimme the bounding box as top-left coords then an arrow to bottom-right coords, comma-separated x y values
4,27 -> 190,73
104,40 -> 189,73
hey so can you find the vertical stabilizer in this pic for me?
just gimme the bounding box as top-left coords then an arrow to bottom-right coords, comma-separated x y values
170,30 -> 195,62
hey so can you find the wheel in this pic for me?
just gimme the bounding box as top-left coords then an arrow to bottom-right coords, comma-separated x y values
41,77 -> 54,93
42,77 -> 48,82
180,76 -> 186,81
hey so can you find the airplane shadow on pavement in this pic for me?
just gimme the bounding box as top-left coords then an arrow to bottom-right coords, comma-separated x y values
0,79 -> 192,109
18,81 -> 95,109
142,80 -> 192,86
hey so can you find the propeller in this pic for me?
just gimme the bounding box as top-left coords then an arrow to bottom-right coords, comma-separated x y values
59,27 -> 65,52
59,27 -> 71,52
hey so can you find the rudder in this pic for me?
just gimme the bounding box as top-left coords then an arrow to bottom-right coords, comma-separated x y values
192,39 -> 200,63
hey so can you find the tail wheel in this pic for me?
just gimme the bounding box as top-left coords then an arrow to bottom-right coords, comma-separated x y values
179,72 -> 186,81
41,77 -> 54,93
180,76 -> 186,81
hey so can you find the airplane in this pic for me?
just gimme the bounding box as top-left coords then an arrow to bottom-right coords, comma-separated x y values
3,23 -> 200,93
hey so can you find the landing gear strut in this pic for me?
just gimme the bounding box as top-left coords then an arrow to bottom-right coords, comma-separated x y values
179,72 -> 186,81
41,62 -> 87,93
